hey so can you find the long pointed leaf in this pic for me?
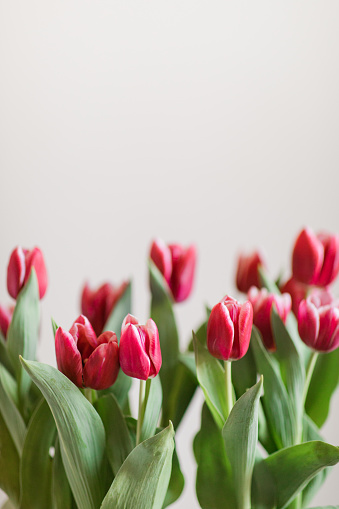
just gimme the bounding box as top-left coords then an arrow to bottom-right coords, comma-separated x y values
0,365 -> 26,454
100,424 -> 174,509
7,271 -> 40,401
140,376 -> 162,443
52,437 -> 74,509
20,399 -> 56,509
222,377 -> 263,509
20,358 -> 110,509
0,411 -> 20,506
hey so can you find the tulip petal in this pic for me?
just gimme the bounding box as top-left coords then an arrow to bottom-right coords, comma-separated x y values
0,305 -> 13,338
316,233 -> 339,286
83,341 -> 120,390
150,239 -> 172,284
232,301 -> 253,360
292,228 -> 323,285
121,313 -> 139,332
70,315 -> 98,360
7,247 -> 26,299
119,324 -> 151,380
170,245 -> 196,303
207,302 -> 234,361
298,299 -> 320,349
144,319 -> 162,377
55,327 -> 83,387
24,248 -> 48,299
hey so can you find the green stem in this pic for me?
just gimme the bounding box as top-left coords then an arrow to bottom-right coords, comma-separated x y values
83,387 -> 93,404
136,379 -> 151,445
302,351 -> 318,408
224,361 -> 234,419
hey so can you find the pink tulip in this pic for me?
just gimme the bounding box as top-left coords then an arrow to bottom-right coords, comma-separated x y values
0,304 -> 13,339
55,315 -> 119,390
248,287 -> 291,351
298,298 -> 339,352
235,250 -> 265,293
7,246 -> 48,299
150,239 -> 196,303
81,281 -> 128,336
119,314 -> 162,380
292,228 -> 339,286
207,296 -> 253,361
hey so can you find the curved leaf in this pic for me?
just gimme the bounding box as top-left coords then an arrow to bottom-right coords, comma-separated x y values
162,449 -> 184,508
7,271 -> 40,402
100,424 -> 174,509
20,358 -> 110,509
0,365 -> 26,454
252,441 -> 339,509
305,349 -> 339,428
166,357 -> 197,430
140,376 -> 162,443
95,393 -> 133,476
0,411 -> 20,506
20,399 -> 56,509
52,436 -> 74,509
222,377 -> 263,509
194,403 -> 236,509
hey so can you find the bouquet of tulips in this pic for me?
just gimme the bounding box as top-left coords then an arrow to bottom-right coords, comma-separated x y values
0,229 -> 338,509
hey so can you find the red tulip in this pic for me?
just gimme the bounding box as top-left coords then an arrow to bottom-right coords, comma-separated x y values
119,314 -> 162,380
292,228 -> 339,286
248,287 -> 291,351
0,304 -> 13,339
150,239 -> 196,303
298,298 -> 339,352
81,281 -> 128,336
7,246 -> 48,299
55,315 -> 119,390
235,250 -> 265,293
207,295 -> 253,361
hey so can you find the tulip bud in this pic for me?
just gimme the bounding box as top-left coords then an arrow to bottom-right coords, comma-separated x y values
0,304 -> 13,339
235,250 -> 265,293
292,228 -> 339,286
207,296 -> 253,361
7,246 -> 48,299
248,287 -> 291,351
55,315 -> 119,390
119,314 -> 162,380
150,239 -> 196,303
81,281 -> 128,336
298,298 -> 339,352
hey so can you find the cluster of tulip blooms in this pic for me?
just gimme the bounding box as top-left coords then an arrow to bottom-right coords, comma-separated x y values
0,229 -> 338,509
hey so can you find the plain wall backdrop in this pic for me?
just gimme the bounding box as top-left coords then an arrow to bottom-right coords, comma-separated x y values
0,1 -> 338,505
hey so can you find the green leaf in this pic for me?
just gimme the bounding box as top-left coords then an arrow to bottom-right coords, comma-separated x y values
52,437 -> 74,509
271,307 -> 305,439
232,344 -> 257,399
0,365 -> 26,454
149,261 -> 179,425
194,403 -> 236,509
140,376 -> 162,443
104,282 -> 132,340
166,357 -> 197,430
162,449 -> 184,508
193,332 -> 227,429
7,271 -> 40,401
51,318 -> 59,337
20,359 -> 110,509
0,331 -> 15,376
20,399 -> 56,509
252,441 -> 339,509
305,349 -> 339,428
0,411 -> 20,506
251,327 -> 296,448
99,368 -> 132,412
301,415 -> 329,507
100,423 -> 175,509
306,506 -> 339,508
95,393 -> 133,476
222,377 -> 263,509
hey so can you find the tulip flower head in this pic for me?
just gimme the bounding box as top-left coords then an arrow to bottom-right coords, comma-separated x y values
7,246 -> 48,300
55,315 -> 119,390
207,295 -> 253,361
0,304 -> 13,339
235,250 -> 265,293
119,314 -> 162,380
150,239 -> 196,303
292,228 -> 339,287
248,287 -> 291,351
81,281 -> 128,336
298,298 -> 339,352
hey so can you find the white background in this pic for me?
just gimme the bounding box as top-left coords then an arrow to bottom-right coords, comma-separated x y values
0,1 -> 338,506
